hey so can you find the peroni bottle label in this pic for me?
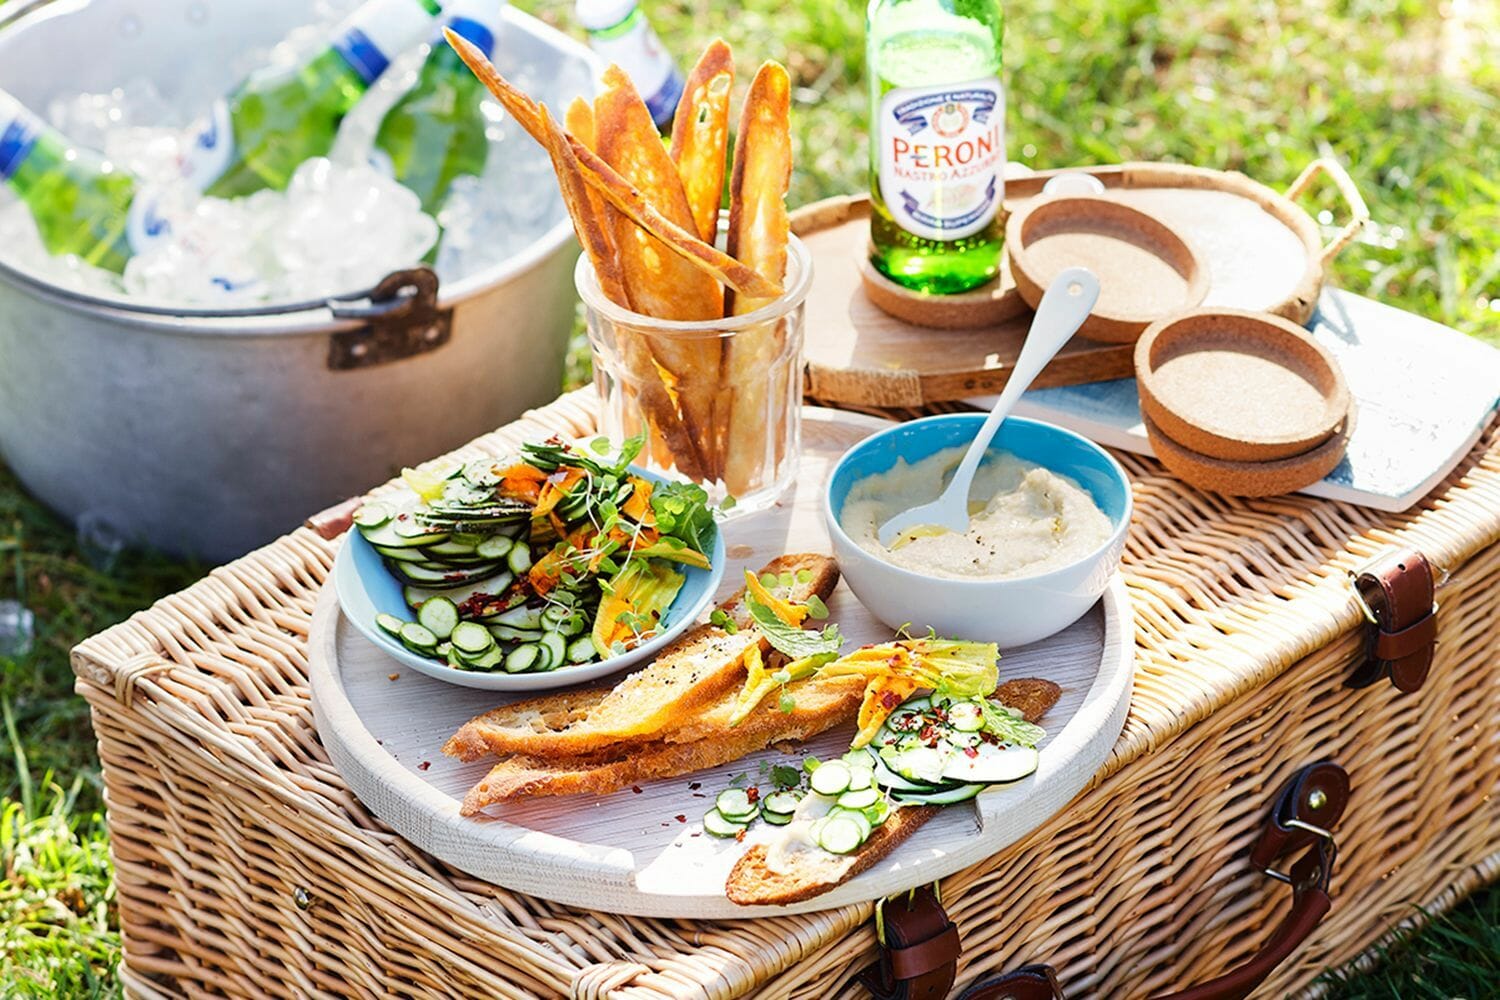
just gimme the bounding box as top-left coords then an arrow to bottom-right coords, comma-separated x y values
877,76 -> 1003,242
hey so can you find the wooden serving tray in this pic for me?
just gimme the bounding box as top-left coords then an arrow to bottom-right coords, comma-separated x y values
309,409 -> 1133,918
796,160 -> 1367,408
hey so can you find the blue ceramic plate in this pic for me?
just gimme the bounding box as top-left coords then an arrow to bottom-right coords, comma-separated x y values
334,469 -> 726,691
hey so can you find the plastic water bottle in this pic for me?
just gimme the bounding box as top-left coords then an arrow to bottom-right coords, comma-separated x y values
186,0 -> 441,200
0,88 -> 144,274
372,0 -> 506,217
868,0 -> 1005,294
575,0 -> 684,130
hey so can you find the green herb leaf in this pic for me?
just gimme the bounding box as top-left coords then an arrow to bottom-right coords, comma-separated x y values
977,697 -> 1046,748
745,591 -> 843,661
771,764 -> 801,789
650,480 -> 717,554
804,594 -> 830,620
778,691 -> 796,713
708,609 -> 739,634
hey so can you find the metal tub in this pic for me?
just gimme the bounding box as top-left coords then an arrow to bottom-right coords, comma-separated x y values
0,0 -> 595,561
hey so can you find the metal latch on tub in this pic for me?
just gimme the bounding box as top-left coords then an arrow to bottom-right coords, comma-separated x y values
326,267 -> 452,370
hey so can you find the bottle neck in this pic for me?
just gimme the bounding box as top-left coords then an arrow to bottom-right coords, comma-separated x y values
328,0 -> 439,87
0,96 -> 80,192
0,117 -> 40,186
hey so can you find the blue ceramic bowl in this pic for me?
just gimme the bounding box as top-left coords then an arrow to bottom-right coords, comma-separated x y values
335,468 -> 726,691
824,414 -> 1132,647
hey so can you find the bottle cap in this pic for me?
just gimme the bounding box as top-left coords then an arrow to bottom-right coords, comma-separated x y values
443,0 -> 506,57
334,0 -> 438,85
575,0 -> 639,32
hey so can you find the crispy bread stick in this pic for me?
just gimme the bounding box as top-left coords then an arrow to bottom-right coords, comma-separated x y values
670,39 -> 734,244
722,61 -> 794,495
445,30 -> 781,301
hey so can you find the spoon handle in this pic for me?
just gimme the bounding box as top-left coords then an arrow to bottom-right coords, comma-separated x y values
950,267 -> 1102,491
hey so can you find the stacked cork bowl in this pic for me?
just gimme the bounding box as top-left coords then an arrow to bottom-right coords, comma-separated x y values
1134,309 -> 1354,496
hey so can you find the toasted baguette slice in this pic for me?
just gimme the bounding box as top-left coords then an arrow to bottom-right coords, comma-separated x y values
443,685 -> 611,763
724,677 -> 1063,906
727,805 -> 942,906
443,554 -> 840,760
460,675 -> 864,812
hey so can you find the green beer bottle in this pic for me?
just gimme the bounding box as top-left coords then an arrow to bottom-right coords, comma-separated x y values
186,0 -> 440,199
868,0 -> 1005,294
0,88 -> 144,274
371,0 -> 505,217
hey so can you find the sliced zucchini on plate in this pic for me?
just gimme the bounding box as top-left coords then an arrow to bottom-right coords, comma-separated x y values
415,597 -> 459,641
401,572 -> 513,611
702,808 -> 749,839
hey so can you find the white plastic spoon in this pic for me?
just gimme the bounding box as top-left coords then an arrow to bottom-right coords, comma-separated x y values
877,266 -> 1102,548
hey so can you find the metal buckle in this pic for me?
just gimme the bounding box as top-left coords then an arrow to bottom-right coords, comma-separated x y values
1347,570 -> 1380,626
1262,818 -> 1336,889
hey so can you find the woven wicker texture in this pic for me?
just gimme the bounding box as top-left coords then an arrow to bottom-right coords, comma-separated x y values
72,389 -> 1500,1000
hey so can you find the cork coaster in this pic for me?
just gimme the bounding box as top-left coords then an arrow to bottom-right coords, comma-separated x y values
1135,310 -> 1352,462
1143,411 -> 1354,497
1006,195 -> 1210,343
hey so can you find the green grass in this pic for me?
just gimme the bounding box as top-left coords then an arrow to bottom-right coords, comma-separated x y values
3,0 -> 1498,993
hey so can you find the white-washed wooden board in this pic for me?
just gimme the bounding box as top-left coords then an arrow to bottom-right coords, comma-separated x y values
309,408 -> 1134,918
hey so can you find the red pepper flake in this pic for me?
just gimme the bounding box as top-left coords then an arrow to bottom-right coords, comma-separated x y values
675,814 -> 687,823
881,690 -> 902,709
735,829 -> 747,842
746,786 -> 760,803
388,673 -> 400,682
692,792 -> 707,798
418,760 -> 432,771
688,782 -> 702,790
631,785 -> 644,794
690,831 -> 702,838
963,746 -> 979,759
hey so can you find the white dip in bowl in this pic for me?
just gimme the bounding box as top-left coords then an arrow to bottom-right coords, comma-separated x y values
839,447 -> 1113,581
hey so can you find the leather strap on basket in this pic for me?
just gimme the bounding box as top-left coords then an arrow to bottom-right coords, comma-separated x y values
1346,548 -> 1437,693
865,762 -> 1349,1000
305,496 -> 365,541
860,886 -> 962,1000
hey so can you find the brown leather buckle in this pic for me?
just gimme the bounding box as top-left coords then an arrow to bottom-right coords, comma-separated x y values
947,762 -> 1348,1000
1346,547 -> 1438,693
861,885 -> 961,1000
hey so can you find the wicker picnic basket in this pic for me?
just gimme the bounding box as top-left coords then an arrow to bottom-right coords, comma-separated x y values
73,389 -> 1499,999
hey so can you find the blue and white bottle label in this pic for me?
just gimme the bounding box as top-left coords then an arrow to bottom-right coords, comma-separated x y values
124,188 -> 174,254
877,76 -> 1004,242
180,98 -> 235,192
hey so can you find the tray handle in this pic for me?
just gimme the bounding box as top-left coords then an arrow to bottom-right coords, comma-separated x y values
860,762 -> 1350,1000
1285,158 -> 1370,265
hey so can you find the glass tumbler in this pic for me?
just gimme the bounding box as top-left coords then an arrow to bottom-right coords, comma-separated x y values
576,234 -> 813,514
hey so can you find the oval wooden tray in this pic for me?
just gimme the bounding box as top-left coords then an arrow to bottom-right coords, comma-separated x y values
309,408 -> 1134,918
796,159 -> 1368,408
1135,309 -> 1351,461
